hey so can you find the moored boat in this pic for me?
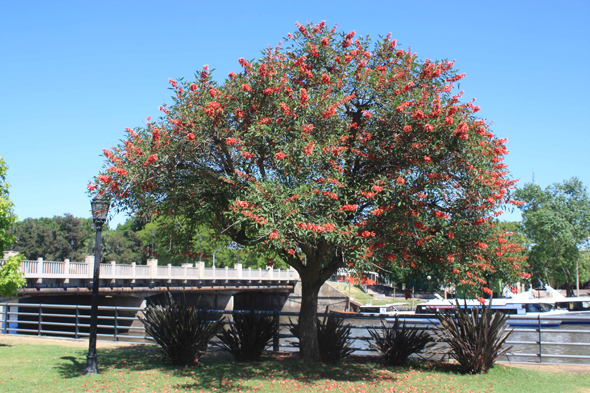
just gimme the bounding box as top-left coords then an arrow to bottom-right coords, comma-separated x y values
358,303 -> 408,317
544,285 -> 590,324
385,297 -> 568,327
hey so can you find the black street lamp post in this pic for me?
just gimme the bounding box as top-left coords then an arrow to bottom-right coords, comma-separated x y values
82,196 -> 110,375
89,224 -> 95,255
71,239 -> 74,261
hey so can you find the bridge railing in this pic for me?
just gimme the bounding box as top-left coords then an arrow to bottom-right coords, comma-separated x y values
1,258 -> 299,283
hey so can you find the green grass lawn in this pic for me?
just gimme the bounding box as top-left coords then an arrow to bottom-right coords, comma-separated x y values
1,338 -> 589,392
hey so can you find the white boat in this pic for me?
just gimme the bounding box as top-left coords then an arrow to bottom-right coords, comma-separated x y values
385,296 -> 568,327
358,303 -> 410,317
543,285 -> 590,324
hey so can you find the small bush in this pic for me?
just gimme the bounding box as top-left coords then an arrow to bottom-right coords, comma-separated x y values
368,318 -> 434,366
217,310 -> 278,362
290,312 -> 355,364
139,293 -> 224,366
436,301 -> 513,374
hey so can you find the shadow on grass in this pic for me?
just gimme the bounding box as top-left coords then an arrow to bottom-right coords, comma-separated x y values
173,352 -> 401,391
55,345 -> 403,389
56,345 -> 163,378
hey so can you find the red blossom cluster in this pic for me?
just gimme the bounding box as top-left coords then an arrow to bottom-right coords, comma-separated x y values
295,222 -> 336,232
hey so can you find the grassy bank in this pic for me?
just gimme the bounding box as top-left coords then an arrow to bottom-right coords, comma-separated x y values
1,336 -> 589,392
327,281 -> 421,306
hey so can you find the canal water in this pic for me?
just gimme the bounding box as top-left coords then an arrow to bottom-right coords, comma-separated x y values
277,315 -> 590,364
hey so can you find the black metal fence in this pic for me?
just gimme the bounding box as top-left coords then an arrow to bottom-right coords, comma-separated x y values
1,302 -> 590,364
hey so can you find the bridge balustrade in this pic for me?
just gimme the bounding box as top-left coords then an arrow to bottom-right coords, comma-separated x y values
116,264 -> 132,276
21,260 -> 38,275
135,265 -> 150,278
42,261 -> 65,276
69,262 -> 88,276
100,263 -> 114,277
1,258 -> 299,284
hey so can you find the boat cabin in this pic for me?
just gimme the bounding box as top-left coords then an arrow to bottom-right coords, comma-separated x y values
415,298 -> 557,315
358,303 -> 399,316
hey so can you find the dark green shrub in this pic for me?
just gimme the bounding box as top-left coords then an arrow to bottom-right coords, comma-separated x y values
139,293 -> 224,366
368,318 -> 434,366
217,310 -> 278,362
436,301 -> 513,374
290,313 -> 355,364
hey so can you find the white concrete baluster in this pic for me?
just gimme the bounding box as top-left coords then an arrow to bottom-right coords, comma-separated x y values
64,259 -> 70,284
85,256 -> 94,279
37,258 -> 43,284
111,261 -> 117,284
196,261 -> 205,280
147,259 -> 158,282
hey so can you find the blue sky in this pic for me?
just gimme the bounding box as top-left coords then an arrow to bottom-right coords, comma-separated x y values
1,0 -> 589,228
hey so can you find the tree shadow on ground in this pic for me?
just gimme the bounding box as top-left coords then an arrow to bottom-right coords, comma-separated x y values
54,345 -> 485,390
173,351 -> 404,391
55,345 -> 404,389
56,345 -> 163,378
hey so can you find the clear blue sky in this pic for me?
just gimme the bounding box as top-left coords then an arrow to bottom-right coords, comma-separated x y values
1,0 -> 589,228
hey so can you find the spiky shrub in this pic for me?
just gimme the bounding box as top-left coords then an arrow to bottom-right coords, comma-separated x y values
436,302 -> 513,374
368,319 -> 434,366
139,293 -> 224,366
217,310 -> 278,362
290,313 -> 355,363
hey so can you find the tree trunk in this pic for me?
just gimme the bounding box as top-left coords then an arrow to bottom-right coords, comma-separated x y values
298,281 -> 321,362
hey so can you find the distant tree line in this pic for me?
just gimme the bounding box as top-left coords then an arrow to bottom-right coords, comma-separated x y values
9,214 -> 288,269
514,177 -> 590,294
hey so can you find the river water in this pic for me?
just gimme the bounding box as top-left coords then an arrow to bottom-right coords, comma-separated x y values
277,315 -> 590,364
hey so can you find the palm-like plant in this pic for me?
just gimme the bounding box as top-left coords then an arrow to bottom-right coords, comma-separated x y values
139,293 -> 224,366
368,319 -> 434,366
436,301 -> 513,374
217,310 -> 278,362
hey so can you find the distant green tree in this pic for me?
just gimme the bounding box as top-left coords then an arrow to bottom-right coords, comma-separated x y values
515,178 -> 590,294
0,156 -> 17,253
13,215 -> 93,261
131,215 -> 289,268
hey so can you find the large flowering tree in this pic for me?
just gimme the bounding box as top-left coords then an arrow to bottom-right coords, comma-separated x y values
92,22 -> 527,361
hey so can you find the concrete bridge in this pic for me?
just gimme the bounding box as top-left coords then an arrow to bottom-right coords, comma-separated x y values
1,254 -> 350,313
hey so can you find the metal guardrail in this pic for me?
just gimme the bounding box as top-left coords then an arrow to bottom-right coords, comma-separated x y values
1,302 -> 589,364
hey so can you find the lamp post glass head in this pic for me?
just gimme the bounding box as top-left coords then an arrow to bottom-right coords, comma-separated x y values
91,196 -> 110,225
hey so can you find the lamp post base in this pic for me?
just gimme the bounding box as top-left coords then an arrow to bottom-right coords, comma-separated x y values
82,354 -> 99,375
